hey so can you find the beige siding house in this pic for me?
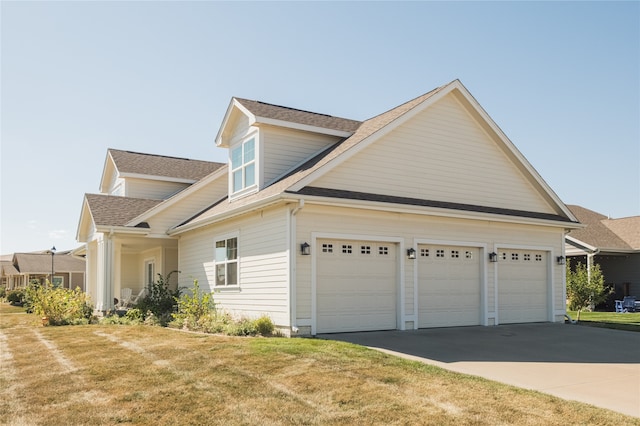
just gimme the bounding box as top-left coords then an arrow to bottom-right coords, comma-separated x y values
77,80 -> 580,334
1,251 -> 85,290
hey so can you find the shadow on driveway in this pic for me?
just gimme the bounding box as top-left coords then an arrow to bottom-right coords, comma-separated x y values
320,323 -> 640,418
321,323 -> 640,364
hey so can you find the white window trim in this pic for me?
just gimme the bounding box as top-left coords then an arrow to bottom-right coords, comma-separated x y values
229,132 -> 259,200
144,258 -> 156,287
214,233 -> 240,289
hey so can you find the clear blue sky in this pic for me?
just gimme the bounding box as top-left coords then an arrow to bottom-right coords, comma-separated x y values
1,1 -> 638,255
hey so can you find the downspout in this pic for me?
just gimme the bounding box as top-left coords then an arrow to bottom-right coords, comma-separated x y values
586,248 -> 600,282
289,199 -> 304,335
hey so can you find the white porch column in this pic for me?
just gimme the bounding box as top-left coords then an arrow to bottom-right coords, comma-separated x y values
96,234 -> 115,312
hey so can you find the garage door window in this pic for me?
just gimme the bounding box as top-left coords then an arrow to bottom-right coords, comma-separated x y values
215,237 -> 238,286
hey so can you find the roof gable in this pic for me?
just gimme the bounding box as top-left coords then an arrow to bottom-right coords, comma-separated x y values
173,80 -> 579,232
215,98 -> 361,147
568,205 -> 640,251
99,149 -> 224,192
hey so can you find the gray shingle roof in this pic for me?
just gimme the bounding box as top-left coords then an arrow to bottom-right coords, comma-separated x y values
603,217 -> 640,249
109,149 -> 224,181
1,260 -> 19,275
567,205 -> 637,250
85,194 -> 163,227
234,98 -> 362,133
11,253 -> 85,274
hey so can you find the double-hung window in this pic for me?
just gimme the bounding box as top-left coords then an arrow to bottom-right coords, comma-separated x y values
231,138 -> 256,194
215,237 -> 238,286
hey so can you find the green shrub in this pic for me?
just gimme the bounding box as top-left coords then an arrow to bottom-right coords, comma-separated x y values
172,280 -> 215,325
25,282 -> 93,326
135,271 -> 182,325
0,285 -> 6,299
125,308 -> 144,322
254,315 -> 275,336
225,317 -> 258,336
7,289 -> 25,305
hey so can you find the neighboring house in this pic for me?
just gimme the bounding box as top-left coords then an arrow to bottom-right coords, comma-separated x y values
0,251 -> 86,290
77,79 -> 580,335
565,205 -> 640,300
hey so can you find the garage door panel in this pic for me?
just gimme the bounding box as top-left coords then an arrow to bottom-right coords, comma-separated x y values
317,239 -> 397,333
498,249 -> 548,324
418,245 -> 481,328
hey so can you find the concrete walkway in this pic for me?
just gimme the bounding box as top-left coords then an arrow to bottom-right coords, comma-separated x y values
322,323 -> 640,418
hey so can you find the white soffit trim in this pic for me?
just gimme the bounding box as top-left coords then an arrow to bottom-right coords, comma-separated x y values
94,225 -> 151,235
118,172 -> 196,185
565,235 -> 597,253
98,151 -> 116,194
215,98 -> 256,147
75,197 -> 94,242
125,166 -> 228,226
253,117 -> 353,138
301,194 -> 580,229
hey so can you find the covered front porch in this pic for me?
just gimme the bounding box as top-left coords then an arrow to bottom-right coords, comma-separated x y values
85,232 -> 178,313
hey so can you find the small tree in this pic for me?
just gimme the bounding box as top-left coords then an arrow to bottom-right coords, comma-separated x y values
566,261 -> 609,321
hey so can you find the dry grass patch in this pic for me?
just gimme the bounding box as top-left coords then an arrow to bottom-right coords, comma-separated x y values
1,303 -> 638,425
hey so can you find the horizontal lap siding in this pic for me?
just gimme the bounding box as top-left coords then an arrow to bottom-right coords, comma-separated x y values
178,206 -> 290,325
126,178 -> 190,200
312,93 -> 554,214
262,127 -> 340,186
295,204 -> 564,326
146,178 -> 228,233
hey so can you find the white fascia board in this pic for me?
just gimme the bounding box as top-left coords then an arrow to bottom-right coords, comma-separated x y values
125,166 -> 228,227
118,172 -> 197,185
76,198 -> 95,242
565,235 -> 597,253
98,151 -> 116,193
215,99 -> 256,147
450,81 -> 578,223
300,194 -> 581,229
94,225 -> 151,236
169,194 -> 299,236
253,117 -> 354,138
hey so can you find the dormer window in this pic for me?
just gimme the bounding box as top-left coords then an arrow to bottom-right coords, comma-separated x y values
231,137 -> 256,194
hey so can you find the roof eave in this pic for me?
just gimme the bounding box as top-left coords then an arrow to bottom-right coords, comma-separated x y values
169,193 -> 301,236
294,192 -> 580,229
215,98 -> 255,148
253,117 -> 354,138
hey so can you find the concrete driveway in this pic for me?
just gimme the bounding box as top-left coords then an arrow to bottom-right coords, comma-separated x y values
322,323 -> 640,418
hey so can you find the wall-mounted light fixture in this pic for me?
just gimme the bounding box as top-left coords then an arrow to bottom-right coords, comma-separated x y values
300,242 -> 311,256
488,252 -> 498,263
556,256 -> 565,265
407,248 -> 416,259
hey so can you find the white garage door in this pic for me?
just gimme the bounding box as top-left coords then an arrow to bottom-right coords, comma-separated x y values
497,249 -> 548,324
418,245 -> 481,328
316,239 -> 397,333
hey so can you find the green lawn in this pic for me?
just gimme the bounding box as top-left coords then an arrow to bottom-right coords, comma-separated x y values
566,310 -> 640,331
1,303 -> 639,425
